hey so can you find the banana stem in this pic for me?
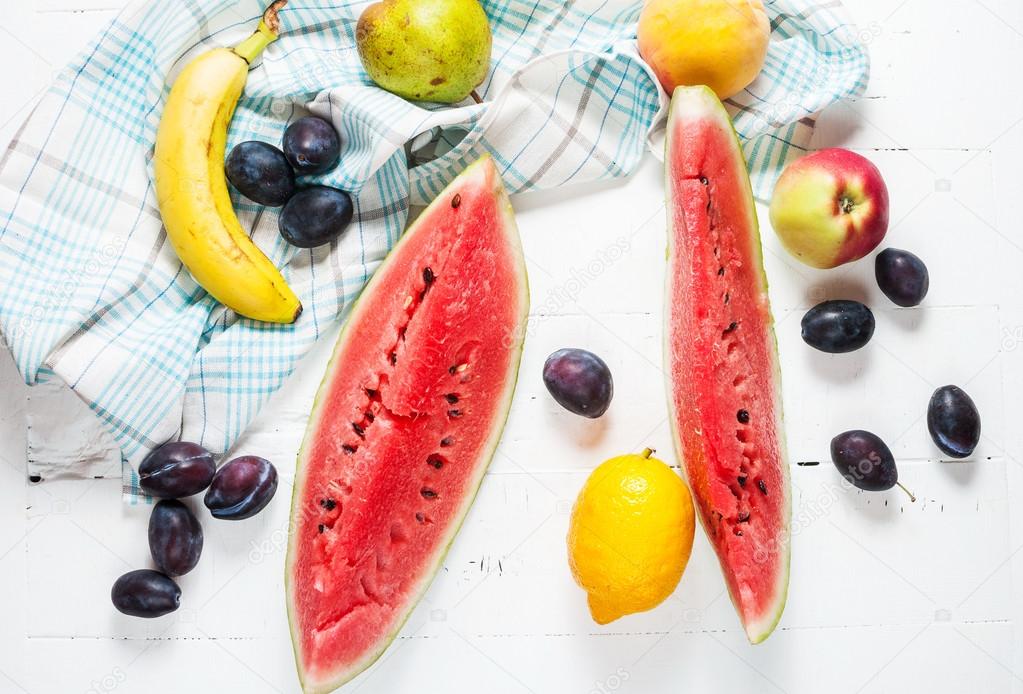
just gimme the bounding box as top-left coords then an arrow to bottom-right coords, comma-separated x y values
233,1 -> 289,64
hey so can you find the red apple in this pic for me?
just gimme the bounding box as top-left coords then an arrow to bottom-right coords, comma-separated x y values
769,149 -> 890,269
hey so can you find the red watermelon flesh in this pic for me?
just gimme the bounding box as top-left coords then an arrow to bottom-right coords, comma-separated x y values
664,86 -> 790,644
286,157 -> 528,692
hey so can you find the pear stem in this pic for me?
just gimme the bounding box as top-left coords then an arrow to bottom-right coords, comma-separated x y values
896,482 -> 916,502
641,448 -> 654,459
470,90 -> 483,105
233,1 -> 288,64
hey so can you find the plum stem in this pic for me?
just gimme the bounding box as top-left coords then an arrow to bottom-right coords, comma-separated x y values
896,481 -> 916,502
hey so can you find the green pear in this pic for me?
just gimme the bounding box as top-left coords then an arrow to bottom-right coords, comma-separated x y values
356,0 -> 492,103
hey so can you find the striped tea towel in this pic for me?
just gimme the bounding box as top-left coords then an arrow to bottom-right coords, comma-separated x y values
0,0 -> 868,501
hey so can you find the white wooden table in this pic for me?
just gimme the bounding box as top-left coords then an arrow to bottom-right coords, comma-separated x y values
2,1 -> 1022,692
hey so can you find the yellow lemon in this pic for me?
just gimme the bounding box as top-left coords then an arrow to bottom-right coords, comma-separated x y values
637,0 -> 770,100
567,449 -> 695,624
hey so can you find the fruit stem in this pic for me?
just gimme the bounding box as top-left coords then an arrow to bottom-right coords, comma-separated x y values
641,448 -> 654,459
896,482 -> 916,503
470,90 -> 483,105
233,1 -> 288,64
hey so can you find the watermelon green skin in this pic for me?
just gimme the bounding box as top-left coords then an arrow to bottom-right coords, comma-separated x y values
664,86 -> 790,644
285,156 -> 529,693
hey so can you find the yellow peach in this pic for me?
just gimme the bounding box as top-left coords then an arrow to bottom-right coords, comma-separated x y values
638,0 -> 770,99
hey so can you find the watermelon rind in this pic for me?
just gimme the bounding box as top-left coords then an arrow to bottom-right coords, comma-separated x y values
662,85 -> 791,645
285,156 -> 529,693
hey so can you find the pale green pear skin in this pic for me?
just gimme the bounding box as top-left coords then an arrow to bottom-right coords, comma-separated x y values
356,0 -> 492,103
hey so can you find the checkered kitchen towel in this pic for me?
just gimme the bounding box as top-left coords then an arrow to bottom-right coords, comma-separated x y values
0,0 -> 867,500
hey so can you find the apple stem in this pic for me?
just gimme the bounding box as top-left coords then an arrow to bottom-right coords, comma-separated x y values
896,482 -> 916,502
641,448 -> 654,459
840,196 -> 855,214
470,90 -> 483,105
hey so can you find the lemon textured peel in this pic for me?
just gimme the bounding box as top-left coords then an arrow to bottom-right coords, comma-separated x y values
567,449 -> 696,624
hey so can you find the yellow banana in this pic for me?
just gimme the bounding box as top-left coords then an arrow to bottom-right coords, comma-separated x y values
154,1 -> 302,323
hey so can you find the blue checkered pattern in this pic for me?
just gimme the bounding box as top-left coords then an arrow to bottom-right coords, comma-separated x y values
0,0 -> 867,501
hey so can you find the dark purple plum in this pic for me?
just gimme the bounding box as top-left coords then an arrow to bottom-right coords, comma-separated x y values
111,569 -> 180,618
204,456 -> 278,520
282,116 -> 341,175
279,186 -> 354,248
801,300 -> 874,353
830,429 -> 913,499
148,500 -> 203,576
542,348 -> 613,418
876,248 -> 928,307
138,441 -> 216,499
927,385 -> 980,458
225,141 -> 295,206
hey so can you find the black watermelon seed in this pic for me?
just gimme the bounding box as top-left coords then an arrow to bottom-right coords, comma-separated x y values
451,194 -> 461,209
390,351 -> 397,365
737,409 -> 750,424
320,498 -> 337,511
737,476 -> 747,487
420,487 -> 438,499
738,511 -> 750,523
440,437 -> 453,447
352,422 -> 365,438
427,454 -> 444,469
445,393 -> 459,404
342,444 -> 356,454
699,176 -> 709,185
718,267 -> 725,276
365,388 -> 378,399
724,321 -> 738,334
447,409 -> 462,418
758,479 -> 768,495
318,524 -> 326,533
415,512 -> 426,523
423,267 -> 435,285
364,411 -> 374,423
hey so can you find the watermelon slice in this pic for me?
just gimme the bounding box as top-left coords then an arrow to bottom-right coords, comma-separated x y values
286,156 -> 529,692
664,86 -> 790,644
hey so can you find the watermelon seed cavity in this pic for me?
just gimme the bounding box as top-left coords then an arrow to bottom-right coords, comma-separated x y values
440,437 -> 453,447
